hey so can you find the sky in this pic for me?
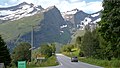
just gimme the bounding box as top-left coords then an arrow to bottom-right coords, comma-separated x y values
0,0 -> 103,13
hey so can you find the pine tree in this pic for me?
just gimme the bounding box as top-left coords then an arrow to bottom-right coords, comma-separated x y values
0,35 -> 11,67
98,0 -> 120,59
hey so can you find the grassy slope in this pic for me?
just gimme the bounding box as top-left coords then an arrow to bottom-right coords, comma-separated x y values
0,13 -> 44,41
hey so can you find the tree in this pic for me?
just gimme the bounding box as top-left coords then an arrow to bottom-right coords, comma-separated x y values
91,29 -> 101,58
81,29 -> 100,57
0,35 -> 11,67
75,36 -> 82,48
40,44 -> 52,58
12,42 -> 31,66
98,0 -> 120,59
76,36 -> 81,45
60,44 -> 73,52
50,43 -> 56,54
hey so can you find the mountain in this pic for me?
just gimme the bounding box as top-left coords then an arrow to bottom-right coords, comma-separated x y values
62,9 -> 101,44
0,2 -> 101,51
0,2 -> 43,21
62,9 -> 101,31
19,6 -> 71,47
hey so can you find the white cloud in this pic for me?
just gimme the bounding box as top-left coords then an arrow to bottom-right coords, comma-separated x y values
83,1 -> 103,13
70,0 -> 81,2
0,0 -> 103,13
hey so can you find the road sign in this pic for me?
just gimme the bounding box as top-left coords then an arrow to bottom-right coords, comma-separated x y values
18,61 -> 26,68
0,63 -> 5,68
37,57 -> 45,60
36,54 -> 45,59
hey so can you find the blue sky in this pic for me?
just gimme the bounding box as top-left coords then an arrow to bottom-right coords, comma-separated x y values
0,0 -> 103,13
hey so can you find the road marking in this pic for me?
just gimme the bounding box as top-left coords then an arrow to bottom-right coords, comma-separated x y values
59,62 -> 63,66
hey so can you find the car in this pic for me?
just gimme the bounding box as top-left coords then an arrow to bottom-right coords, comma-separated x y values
71,56 -> 78,62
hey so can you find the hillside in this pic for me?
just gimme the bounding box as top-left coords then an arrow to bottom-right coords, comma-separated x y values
0,13 -> 43,41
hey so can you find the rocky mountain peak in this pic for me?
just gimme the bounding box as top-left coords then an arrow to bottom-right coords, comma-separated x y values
42,5 -> 58,13
0,2 -> 43,21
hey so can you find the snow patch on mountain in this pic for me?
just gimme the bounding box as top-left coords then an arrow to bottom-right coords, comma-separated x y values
61,9 -> 79,21
93,18 -> 101,23
64,8 -> 79,14
42,6 -> 56,13
81,17 -> 92,25
22,5 -> 30,10
91,13 -> 100,17
60,25 -> 67,29
0,3 -> 43,21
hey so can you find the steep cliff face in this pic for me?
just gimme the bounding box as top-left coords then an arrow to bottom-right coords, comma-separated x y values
19,6 -> 71,48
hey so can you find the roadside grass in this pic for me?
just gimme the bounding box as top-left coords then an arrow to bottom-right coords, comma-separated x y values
62,48 -> 80,57
62,48 -> 120,68
27,55 -> 59,68
8,56 -> 58,68
78,57 -> 120,68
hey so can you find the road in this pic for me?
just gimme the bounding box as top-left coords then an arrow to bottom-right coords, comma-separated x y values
47,54 -> 103,68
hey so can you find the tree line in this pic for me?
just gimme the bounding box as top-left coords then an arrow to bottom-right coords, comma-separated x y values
0,34 -> 56,67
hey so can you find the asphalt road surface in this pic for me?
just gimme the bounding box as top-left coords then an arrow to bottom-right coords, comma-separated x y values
47,54 -> 103,68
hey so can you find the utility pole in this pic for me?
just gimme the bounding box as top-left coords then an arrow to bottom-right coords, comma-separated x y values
30,25 -> 40,61
31,26 -> 34,61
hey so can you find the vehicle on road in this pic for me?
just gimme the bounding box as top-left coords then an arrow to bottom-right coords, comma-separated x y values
71,56 -> 78,62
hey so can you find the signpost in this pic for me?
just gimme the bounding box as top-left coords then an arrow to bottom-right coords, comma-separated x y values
0,63 -> 5,68
18,61 -> 26,68
36,54 -> 45,63
37,57 -> 45,60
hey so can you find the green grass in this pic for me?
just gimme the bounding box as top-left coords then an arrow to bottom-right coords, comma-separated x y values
63,49 -> 120,68
28,47 -> 58,67
27,56 -> 59,68
0,13 -> 44,41
71,48 -> 80,56
78,57 -> 120,68
62,48 -> 80,57
40,55 -> 59,67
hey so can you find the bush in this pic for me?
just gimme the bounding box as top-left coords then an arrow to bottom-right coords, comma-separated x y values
27,56 -> 58,67
79,51 -> 84,57
11,42 -> 31,66
40,44 -> 52,58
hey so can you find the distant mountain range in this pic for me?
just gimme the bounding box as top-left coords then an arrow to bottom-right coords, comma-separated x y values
0,2 -> 43,21
0,2 -> 101,51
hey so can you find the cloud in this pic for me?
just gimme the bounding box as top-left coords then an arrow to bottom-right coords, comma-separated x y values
0,0 -> 103,13
82,1 -> 103,13
56,0 -> 103,13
